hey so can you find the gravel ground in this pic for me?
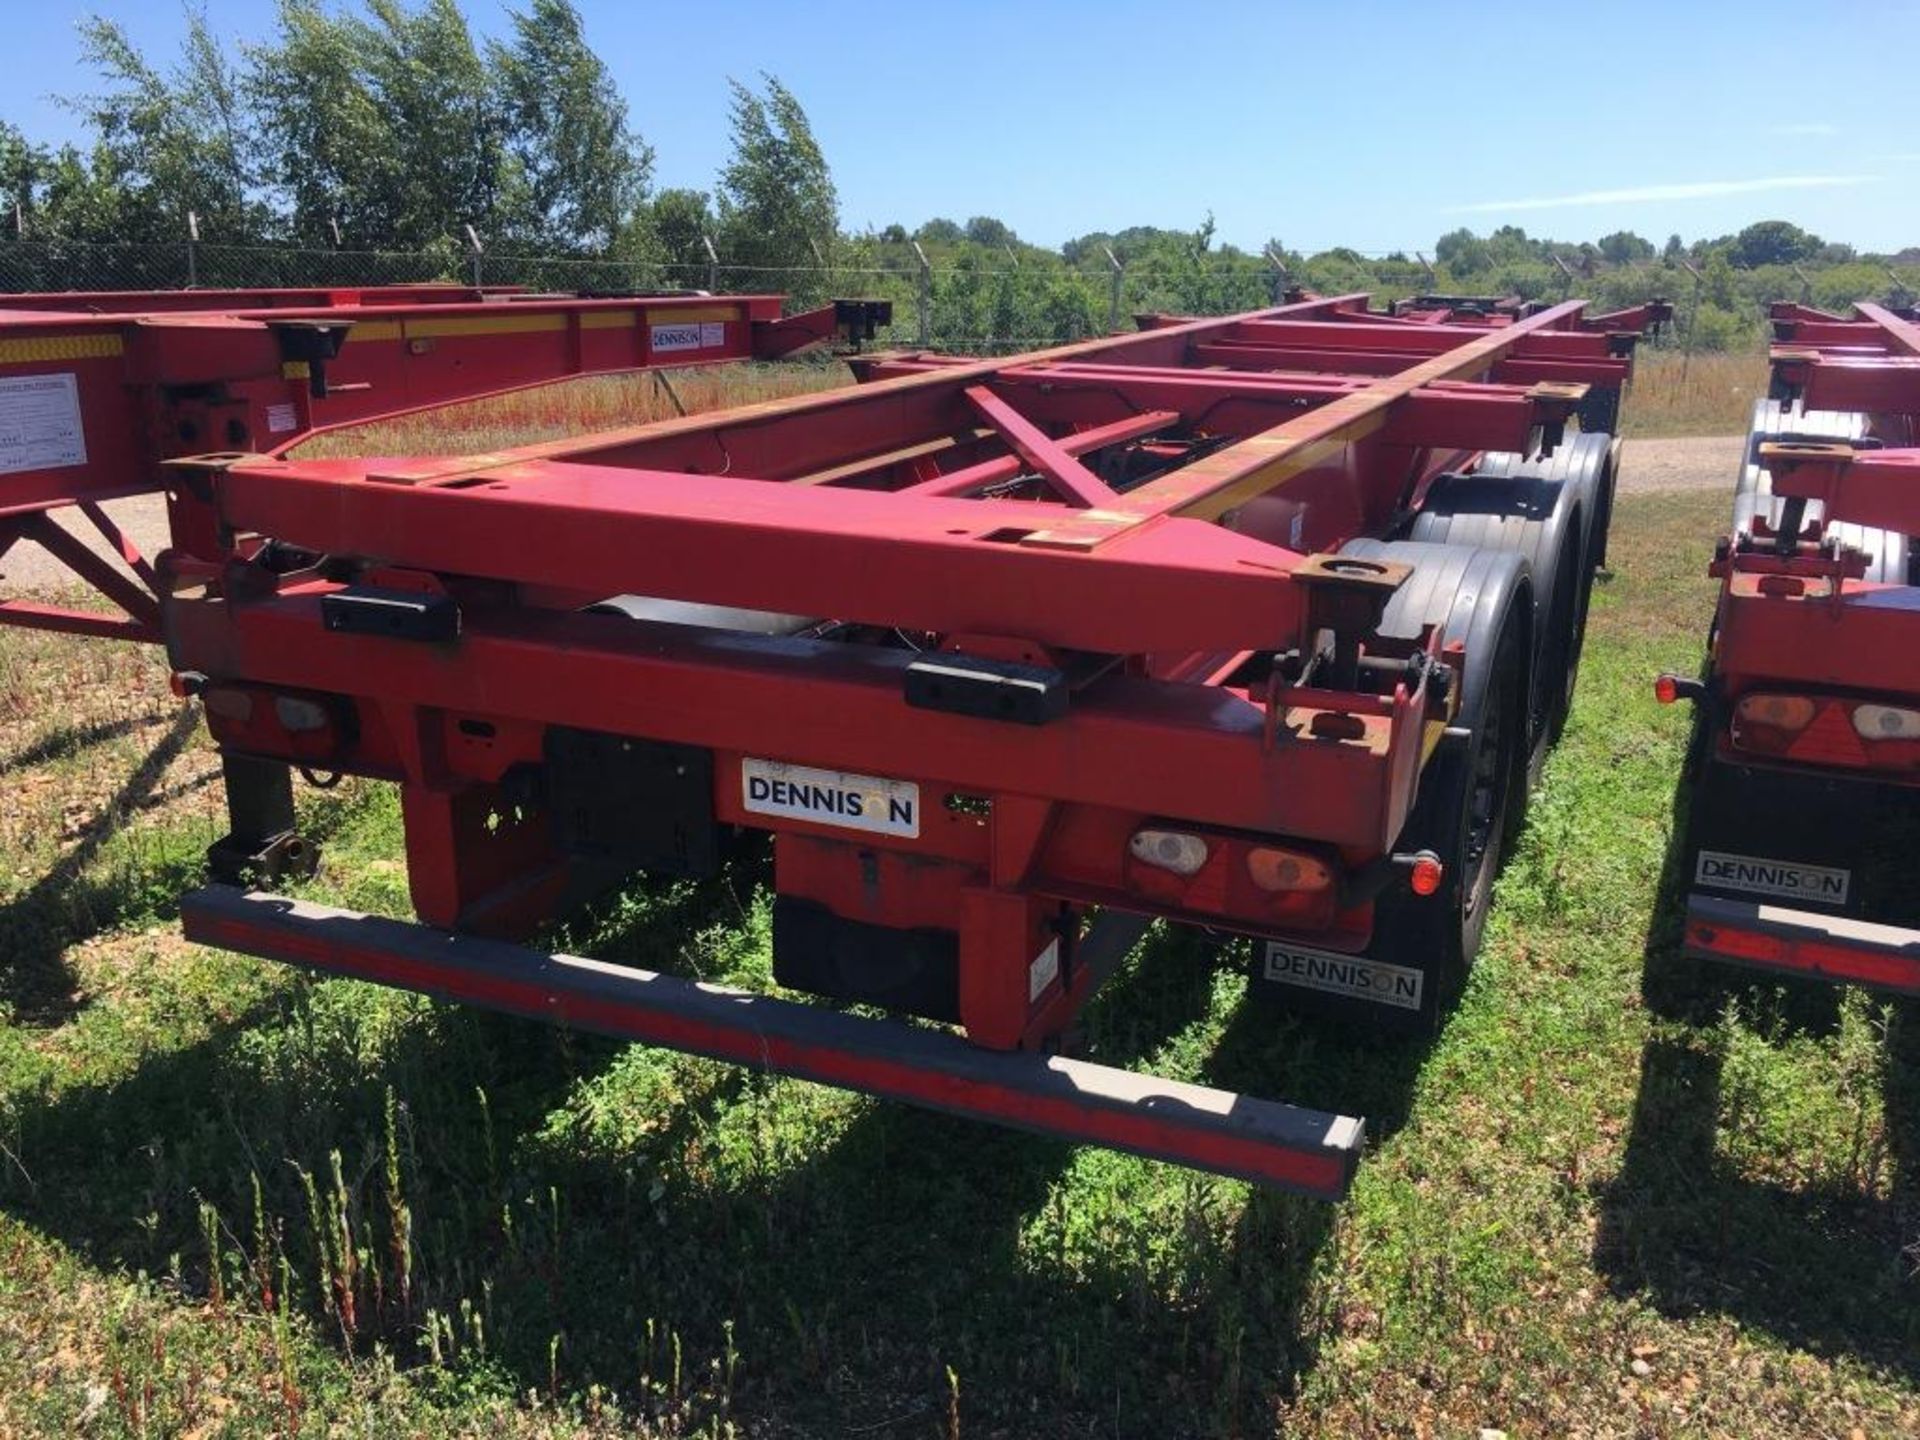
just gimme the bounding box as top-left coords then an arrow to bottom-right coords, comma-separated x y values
0,435 -> 1744,593
1613,433 -> 1744,495
1,494 -> 172,591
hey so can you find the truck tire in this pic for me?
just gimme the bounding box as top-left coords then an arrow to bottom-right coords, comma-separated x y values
1735,399 -> 1907,582
1592,437 -> 1622,571
1473,432 -> 1616,576
1408,454 -> 1589,777
1251,540 -> 1532,1035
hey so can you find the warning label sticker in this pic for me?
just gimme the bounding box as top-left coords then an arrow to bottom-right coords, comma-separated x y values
700,321 -> 726,348
1028,938 -> 1060,1002
0,372 -> 86,474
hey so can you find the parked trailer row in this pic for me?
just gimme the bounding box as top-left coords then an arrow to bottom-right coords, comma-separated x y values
1661,300 -> 1920,995
0,285 -> 1667,1198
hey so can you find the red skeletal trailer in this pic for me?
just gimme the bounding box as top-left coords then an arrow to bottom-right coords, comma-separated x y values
0,282 -> 1667,1198
1661,300 -> 1920,996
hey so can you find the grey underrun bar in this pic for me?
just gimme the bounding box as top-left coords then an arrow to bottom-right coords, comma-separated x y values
180,886 -> 1366,1198
1686,893 -> 1920,996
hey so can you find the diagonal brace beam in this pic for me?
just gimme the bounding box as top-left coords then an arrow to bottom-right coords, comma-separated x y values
15,513 -> 161,629
962,384 -> 1121,509
78,499 -> 161,593
903,408 -> 1181,498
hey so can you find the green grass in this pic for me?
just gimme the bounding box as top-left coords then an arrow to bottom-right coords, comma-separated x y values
1620,351 -> 1769,438
1,487 -> 1916,1437
291,359 -> 849,461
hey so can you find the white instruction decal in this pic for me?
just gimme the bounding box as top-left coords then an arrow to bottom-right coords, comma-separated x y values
742,758 -> 920,838
1028,938 -> 1060,1002
651,322 -> 703,353
0,372 -> 85,474
700,321 -> 726,348
265,401 -> 298,434
1696,850 -> 1850,905
1264,943 -> 1424,1010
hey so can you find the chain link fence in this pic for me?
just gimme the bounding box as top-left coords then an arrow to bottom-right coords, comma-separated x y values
2,236 -> 1914,357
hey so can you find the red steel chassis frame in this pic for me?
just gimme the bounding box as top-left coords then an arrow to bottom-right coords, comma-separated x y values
1675,301 -> 1920,993
0,284 -> 1663,1196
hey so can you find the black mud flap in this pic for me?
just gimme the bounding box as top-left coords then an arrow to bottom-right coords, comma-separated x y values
771,897 -> 960,1023
1685,752 -> 1920,925
545,730 -> 719,878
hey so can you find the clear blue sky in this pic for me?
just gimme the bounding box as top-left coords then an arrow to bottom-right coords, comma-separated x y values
4,0 -> 1916,254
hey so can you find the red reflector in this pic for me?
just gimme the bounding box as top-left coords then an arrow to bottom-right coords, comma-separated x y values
1687,922 -> 1785,966
1785,703 -> 1870,768
1409,852 -> 1444,897
1690,921 -> 1920,994
1654,674 -> 1679,705
1796,938 -> 1920,992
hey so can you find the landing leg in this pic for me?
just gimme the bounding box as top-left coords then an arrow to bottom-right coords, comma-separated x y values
207,754 -> 318,885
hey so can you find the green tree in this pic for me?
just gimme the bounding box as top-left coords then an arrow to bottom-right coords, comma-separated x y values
492,0 -> 650,252
1059,229 -> 1113,266
915,217 -> 963,245
642,187 -> 713,278
715,75 -> 838,296
1729,219 -> 1822,269
1703,252 -> 1740,308
73,11 -> 265,242
987,271 -> 1019,344
1038,274 -> 1102,341
0,123 -> 50,231
965,215 -> 1016,249
248,0 -> 395,245
1166,214 -> 1221,311
358,0 -> 505,246
1435,227 -> 1489,274
1490,226 -> 1542,264
1597,229 -> 1654,265
249,0 -> 507,250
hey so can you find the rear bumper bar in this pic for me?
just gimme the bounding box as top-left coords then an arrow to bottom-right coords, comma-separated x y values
1683,892 -> 1920,996
181,886 -> 1366,1199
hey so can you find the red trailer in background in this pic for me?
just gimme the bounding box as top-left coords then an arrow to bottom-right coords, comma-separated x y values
0,284 -> 867,641
1661,300 -> 1920,996
0,283 -> 1667,1199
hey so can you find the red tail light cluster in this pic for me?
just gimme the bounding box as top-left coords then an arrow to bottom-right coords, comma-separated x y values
1125,826 -> 1338,928
199,682 -> 350,764
1729,691 -> 1920,772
